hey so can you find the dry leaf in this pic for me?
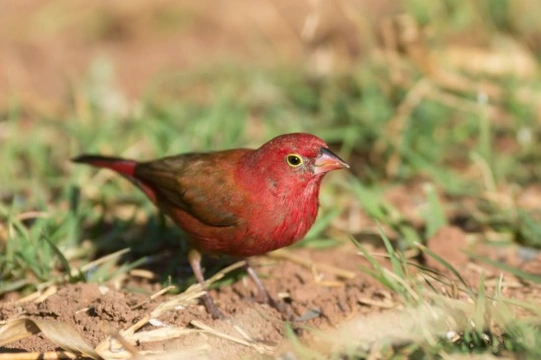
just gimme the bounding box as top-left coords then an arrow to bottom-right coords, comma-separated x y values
0,318 -> 100,360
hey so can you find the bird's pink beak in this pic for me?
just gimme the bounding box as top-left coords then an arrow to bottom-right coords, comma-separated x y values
313,148 -> 350,175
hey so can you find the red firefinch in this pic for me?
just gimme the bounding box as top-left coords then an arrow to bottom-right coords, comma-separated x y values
73,133 -> 349,318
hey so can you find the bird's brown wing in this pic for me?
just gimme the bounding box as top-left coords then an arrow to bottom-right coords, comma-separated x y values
134,150 -> 247,228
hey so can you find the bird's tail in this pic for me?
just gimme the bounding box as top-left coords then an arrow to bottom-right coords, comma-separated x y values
72,154 -> 159,202
71,155 -> 137,177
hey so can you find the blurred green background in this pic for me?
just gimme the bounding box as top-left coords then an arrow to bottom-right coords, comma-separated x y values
1,0 -> 541,301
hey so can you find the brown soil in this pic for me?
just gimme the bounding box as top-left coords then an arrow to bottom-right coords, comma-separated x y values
0,244 -> 385,358
2,223 -> 541,358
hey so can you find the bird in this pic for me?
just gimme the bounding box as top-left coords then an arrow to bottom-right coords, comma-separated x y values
72,133 -> 349,318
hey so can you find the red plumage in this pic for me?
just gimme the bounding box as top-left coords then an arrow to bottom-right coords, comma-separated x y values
73,133 -> 349,318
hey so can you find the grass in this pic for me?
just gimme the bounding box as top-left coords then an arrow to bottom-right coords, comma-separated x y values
2,0 -> 541,358
283,235 -> 541,358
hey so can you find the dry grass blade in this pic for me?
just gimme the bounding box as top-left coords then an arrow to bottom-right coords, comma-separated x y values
269,249 -> 356,279
37,248 -> 131,290
128,269 -> 157,280
440,354 -> 501,360
134,344 -> 211,360
15,211 -> 50,221
382,268 -> 420,301
357,249 -> 419,260
307,303 -> 462,355
147,260 -> 247,319
357,297 -> 395,309
95,261 -> 248,358
130,327 -> 199,343
440,43 -> 537,79
109,331 -> 140,357
78,248 -> 131,273
130,285 -> 176,310
0,318 -> 100,359
95,327 -> 207,360
16,286 -> 58,304
95,286 -> 205,360
0,351 -> 80,359
190,320 -> 274,354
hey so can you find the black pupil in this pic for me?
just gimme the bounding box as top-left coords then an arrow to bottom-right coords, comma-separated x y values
289,156 -> 301,165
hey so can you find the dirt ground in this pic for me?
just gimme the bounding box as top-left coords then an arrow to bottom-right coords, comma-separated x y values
0,244 -> 380,358
2,217 -> 541,358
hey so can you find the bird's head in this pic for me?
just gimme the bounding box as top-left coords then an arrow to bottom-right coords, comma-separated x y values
247,133 -> 349,192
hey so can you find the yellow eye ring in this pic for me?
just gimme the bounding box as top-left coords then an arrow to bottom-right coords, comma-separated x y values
286,154 -> 303,167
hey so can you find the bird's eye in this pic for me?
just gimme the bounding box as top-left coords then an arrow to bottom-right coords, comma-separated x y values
286,154 -> 303,167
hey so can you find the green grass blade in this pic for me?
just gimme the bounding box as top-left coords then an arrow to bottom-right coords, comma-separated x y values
416,243 -> 472,293
423,183 -> 447,238
377,222 -> 405,280
41,232 -> 79,283
467,252 -> 541,284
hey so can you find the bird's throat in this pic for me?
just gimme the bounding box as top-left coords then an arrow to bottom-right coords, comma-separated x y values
269,178 -> 321,249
